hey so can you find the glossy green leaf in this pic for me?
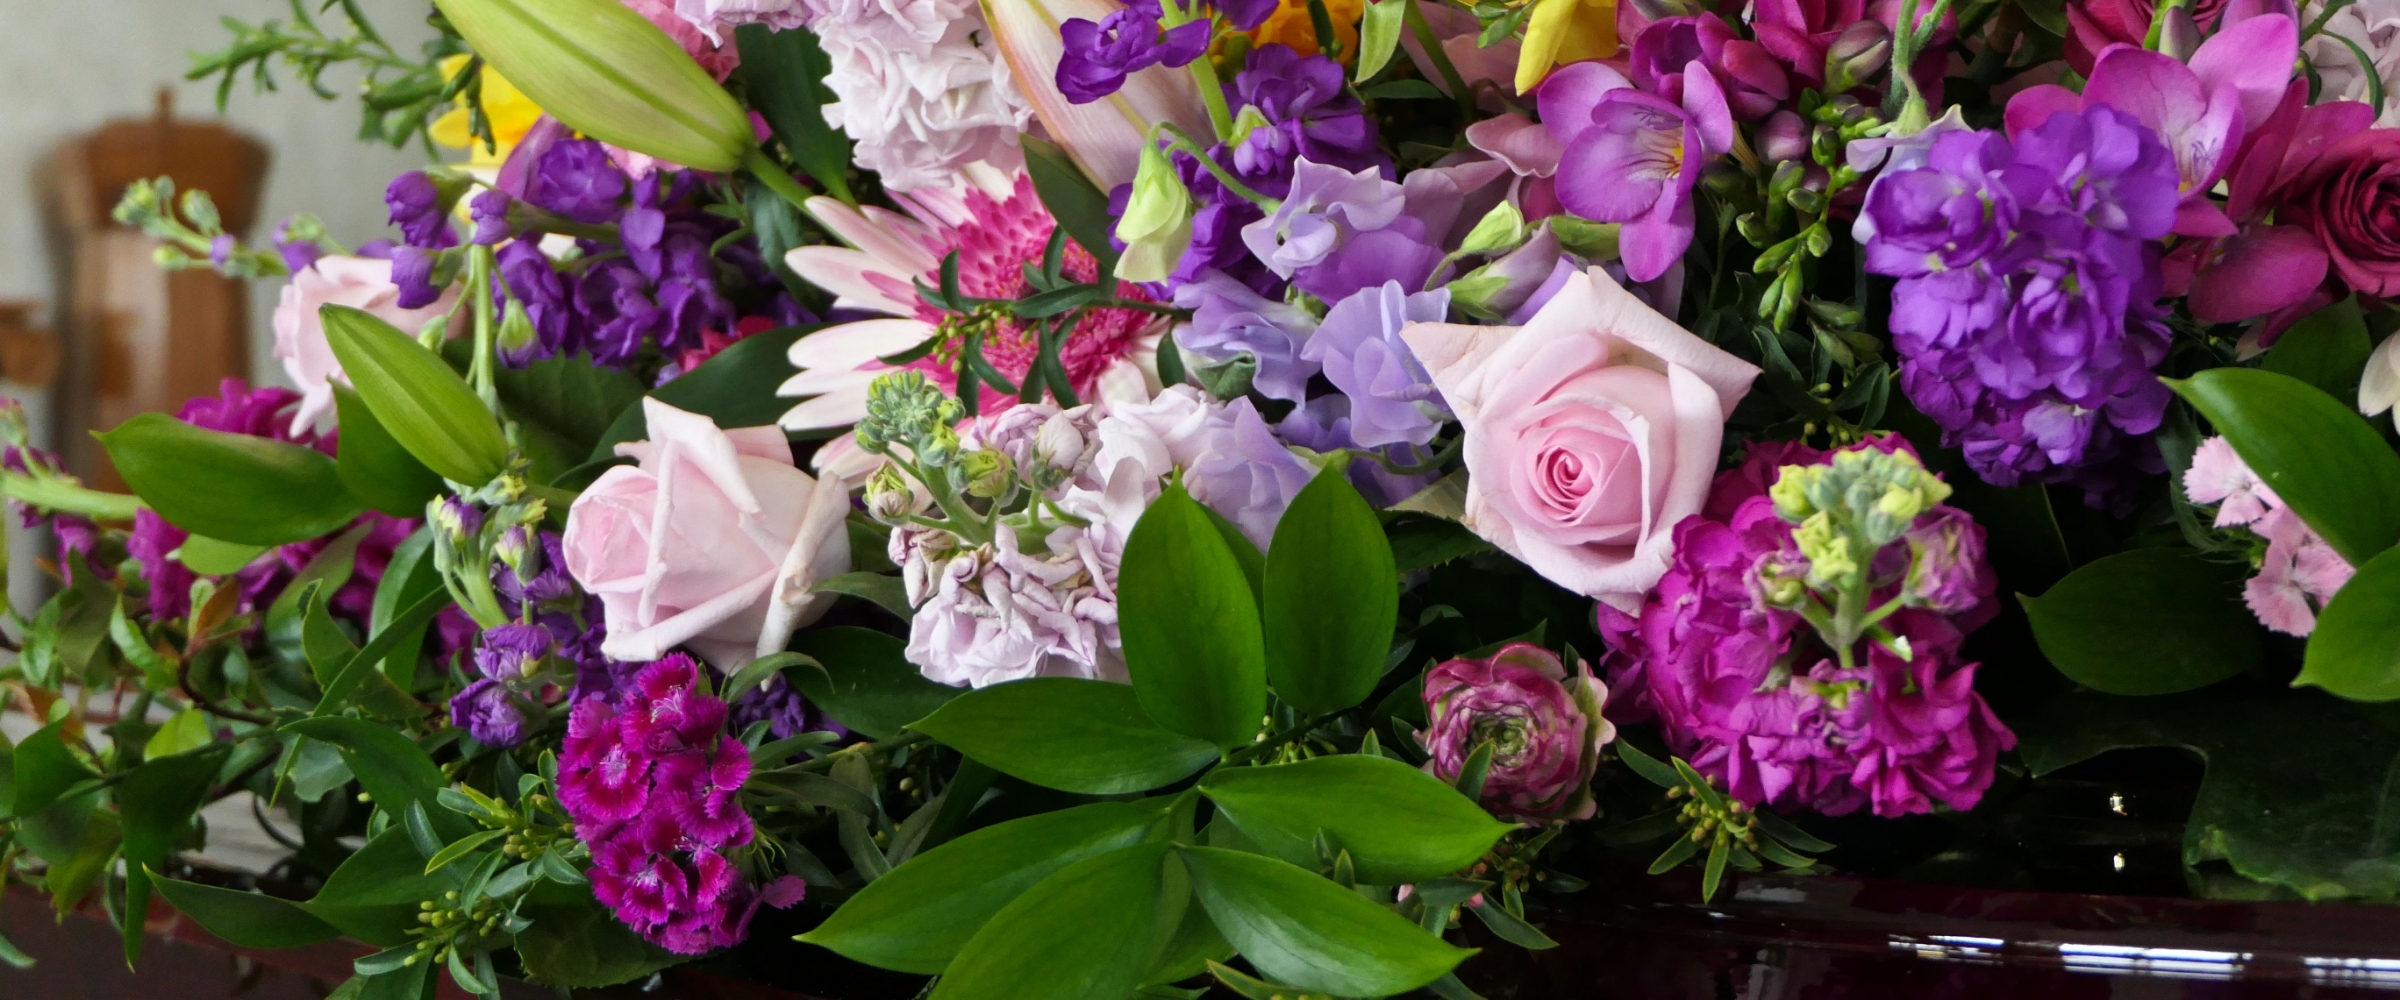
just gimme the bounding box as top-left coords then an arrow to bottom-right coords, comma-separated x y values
322,304 -> 507,486
2169,368 -> 2400,566
368,527 -> 445,689
786,627 -> 960,740
173,535 -> 268,576
1354,0 -> 1407,81
514,880 -> 685,988
2263,296 -> 2373,401
814,571 -> 910,617
1020,134 -> 1119,279
119,745 -> 232,868
1179,846 -> 1474,995
1144,888 -> 1234,987
495,352 -> 646,479
1198,503 -> 1265,604
587,324 -> 820,461
2021,547 -> 2259,695
1263,469 -> 1398,713
333,384 -> 446,517
909,677 -> 1218,794
11,721 -> 95,817
1200,755 -> 1508,885
2299,545 -> 2400,700
149,872 -> 342,949
282,716 -> 467,840
304,826 -> 465,945
1119,485 -> 1267,748
801,800 -> 1168,973
264,527 -> 365,665
141,710 -> 214,761
99,412 -> 362,545
1387,518 -> 1494,574
736,23 -> 855,203
930,842 -> 1178,1000
313,588 -> 447,718
2019,686 -> 2400,900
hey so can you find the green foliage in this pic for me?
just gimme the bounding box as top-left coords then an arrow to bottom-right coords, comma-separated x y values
2021,547 -> 2260,695
322,305 -> 508,486
931,842 -> 1180,1000
2299,545 -> 2400,700
100,412 -> 363,545
188,0 -> 470,149
149,875 -> 343,949
1263,469 -> 1399,714
335,385 -> 447,517
2168,368 -> 2400,566
513,881 -> 685,987
1020,135 -> 1120,279
586,324 -> 819,461
11,722 -> 97,818
1179,846 -> 1473,995
1199,756 -> 1507,885
736,23 -> 855,204
282,716 -> 469,841
1119,486 -> 1268,748
800,801 -> 1168,972
2263,296 -> 2374,401
908,678 -> 1219,794
786,627 -> 959,740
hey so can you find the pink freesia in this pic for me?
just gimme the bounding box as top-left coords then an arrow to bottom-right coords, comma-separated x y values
1465,115 -> 1565,220
1399,266 -> 1759,609
563,399 -> 852,669
1547,60 -> 1734,282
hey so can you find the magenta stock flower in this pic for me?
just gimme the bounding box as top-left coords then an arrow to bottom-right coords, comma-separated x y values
1546,59 -> 1734,282
1420,643 -> 1614,822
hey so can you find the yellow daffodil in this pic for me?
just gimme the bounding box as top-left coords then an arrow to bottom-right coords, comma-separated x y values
1515,0 -> 1618,95
1236,0 -> 1365,62
428,55 -> 548,168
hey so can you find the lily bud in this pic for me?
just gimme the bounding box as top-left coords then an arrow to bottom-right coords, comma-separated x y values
1758,111 -> 1809,165
1822,21 -> 1891,93
431,0 -> 752,172
1114,142 -> 1195,283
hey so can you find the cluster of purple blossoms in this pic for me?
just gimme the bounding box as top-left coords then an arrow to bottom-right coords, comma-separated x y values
1597,438 -> 2016,819
558,654 -> 804,954
1862,106 -> 2180,507
121,379 -> 414,624
382,138 -> 807,372
1055,0 -> 1210,103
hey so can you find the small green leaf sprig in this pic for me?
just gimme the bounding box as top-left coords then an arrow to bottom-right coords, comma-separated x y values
111,178 -> 292,280
1603,742 -> 1833,902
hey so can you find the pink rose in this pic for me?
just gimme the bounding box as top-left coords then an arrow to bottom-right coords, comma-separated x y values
1400,266 -> 1760,611
271,255 -> 460,436
564,399 -> 853,668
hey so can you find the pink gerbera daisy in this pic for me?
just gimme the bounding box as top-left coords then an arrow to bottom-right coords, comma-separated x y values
776,164 -> 1165,476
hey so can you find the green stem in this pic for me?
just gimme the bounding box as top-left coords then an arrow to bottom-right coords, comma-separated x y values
1161,127 -> 1278,208
2,473 -> 141,522
467,245 -> 499,413
1402,0 -> 1475,120
1164,1 -> 1236,140
1224,712 -> 1341,766
744,146 -> 840,209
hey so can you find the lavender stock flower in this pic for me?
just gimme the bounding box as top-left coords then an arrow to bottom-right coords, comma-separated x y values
385,171 -> 463,248
1057,0 -> 1209,104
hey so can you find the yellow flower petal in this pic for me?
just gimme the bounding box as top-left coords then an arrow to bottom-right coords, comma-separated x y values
1515,0 -> 1618,95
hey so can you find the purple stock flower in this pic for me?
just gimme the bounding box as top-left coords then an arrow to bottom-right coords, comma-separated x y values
1419,643 -> 1613,822
384,171 -> 461,248
208,234 -> 237,268
1230,45 -> 1383,175
451,679 -> 530,748
1056,0 -> 1209,104
1548,60 -> 1735,282
390,245 -> 444,310
273,221 -> 323,273
528,139 -> 629,225
729,677 -> 846,741
470,189 -> 516,245
1863,107 -> 2178,505
1298,281 -> 1451,448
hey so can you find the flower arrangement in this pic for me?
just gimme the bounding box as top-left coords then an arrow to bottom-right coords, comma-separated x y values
3,0 -> 2398,994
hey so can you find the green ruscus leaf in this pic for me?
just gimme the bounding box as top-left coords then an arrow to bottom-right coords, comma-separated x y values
1262,468 -> 1398,714
2168,367 -> 2400,566
907,678 -> 1218,794
1178,846 -> 1473,995
99,413 -> 362,546
1199,754 -> 1507,885
2298,545 -> 2400,700
1118,485 -> 1268,748
2020,547 -> 2260,695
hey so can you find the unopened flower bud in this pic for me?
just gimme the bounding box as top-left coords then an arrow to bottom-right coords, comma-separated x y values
494,524 -> 537,581
959,448 -> 1013,499
1113,142 -> 1195,283
1758,111 -> 1809,165
1823,21 -> 1891,93
2157,5 -> 2200,60
920,424 -> 962,468
1456,200 -> 1528,257
1035,412 -> 1087,472
1449,226 -> 1564,320
497,296 -> 539,365
866,466 -> 917,521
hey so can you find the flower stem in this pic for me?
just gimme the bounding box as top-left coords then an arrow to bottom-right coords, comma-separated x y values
467,245 -> 500,413
1166,1 -> 1237,140
1,473 -> 139,522
743,145 -> 841,209
1160,126 -> 1278,208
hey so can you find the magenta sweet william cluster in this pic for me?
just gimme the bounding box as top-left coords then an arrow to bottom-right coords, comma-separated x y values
1597,437 -> 2015,818
557,654 -> 803,954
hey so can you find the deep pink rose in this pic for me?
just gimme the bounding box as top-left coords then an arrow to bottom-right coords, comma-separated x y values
2285,128 -> 2400,299
1401,267 -> 1760,611
271,255 -> 459,435
564,398 -> 851,668
1420,643 -> 1615,822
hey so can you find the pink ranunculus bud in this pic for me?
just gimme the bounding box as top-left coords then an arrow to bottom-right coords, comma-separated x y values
1419,643 -> 1615,822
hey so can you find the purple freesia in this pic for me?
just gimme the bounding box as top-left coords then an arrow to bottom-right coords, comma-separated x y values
1057,0 -> 1209,104
1547,60 -> 1735,283
1627,14 -> 1790,122
1298,281 -> 1452,449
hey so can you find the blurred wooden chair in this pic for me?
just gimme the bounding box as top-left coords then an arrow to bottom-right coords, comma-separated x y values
41,88 -> 269,491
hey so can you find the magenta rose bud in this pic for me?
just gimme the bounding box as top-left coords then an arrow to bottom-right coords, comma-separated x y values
1419,643 -> 1616,822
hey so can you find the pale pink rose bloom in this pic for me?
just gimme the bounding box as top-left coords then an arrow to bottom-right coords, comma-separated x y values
271,256 -> 461,436
2182,435 -> 2281,527
2245,507 -> 2355,636
563,399 -> 852,668
1400,266 -> 1760,611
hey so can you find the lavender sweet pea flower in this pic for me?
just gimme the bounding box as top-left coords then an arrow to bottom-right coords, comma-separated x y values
1419,643 -> 1614,822
1299,282 -> 1451,449
1241,159 -> 1442,301
1549,59 -> 1735,282
1057,1 -> 1210,104
1171,269 -> 1320,401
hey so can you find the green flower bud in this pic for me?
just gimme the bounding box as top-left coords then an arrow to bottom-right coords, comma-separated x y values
497,296 -> 537,360
865,465 -> 918,521
432,0 -> 753,172
1113,142 -> 1194,283
1793,510 -> 1856,588
1769,464 -> 1820,522
1456,200 -> 1528,257
920,423 -> 962,468
958,449 -> 1014,499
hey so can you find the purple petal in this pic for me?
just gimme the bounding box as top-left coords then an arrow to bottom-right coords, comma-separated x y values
1535,61 -> 1633,145
2003,85 -> 2083,140
1618,191 -> 1695,282
2190,13 -> 2298,132
2190,224 -> 2329,324
1678,59 -> 1735,156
